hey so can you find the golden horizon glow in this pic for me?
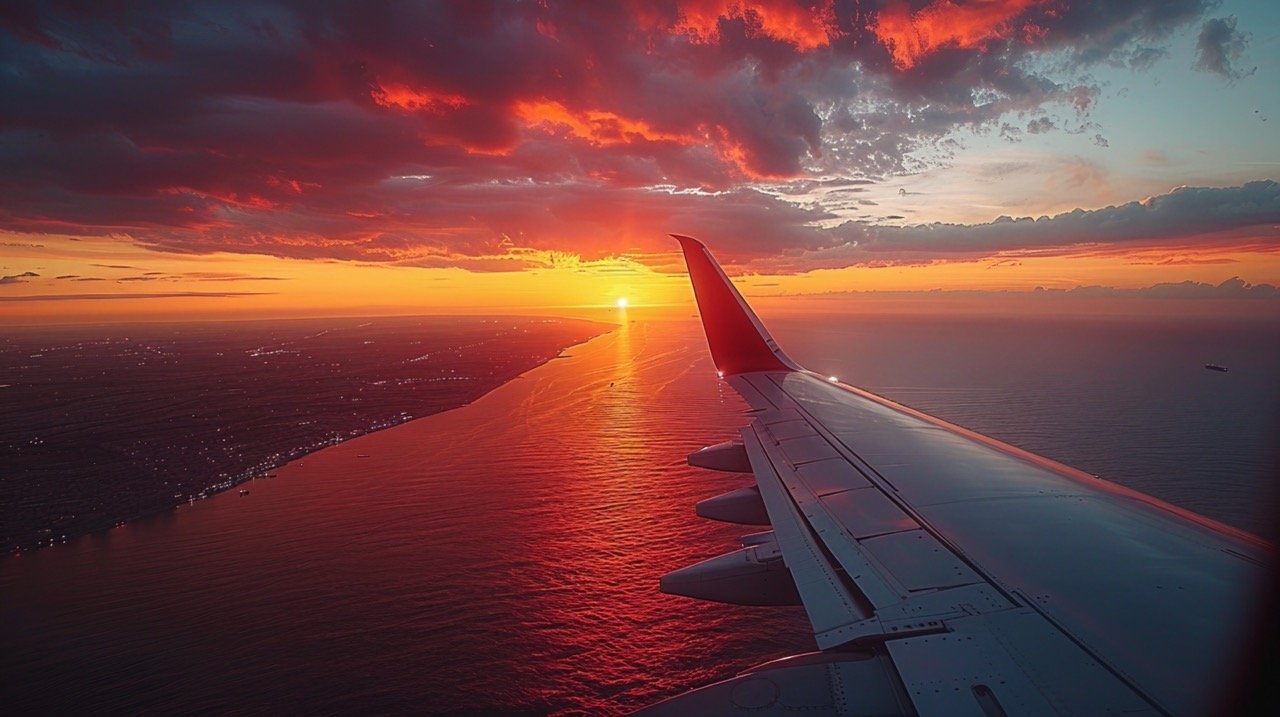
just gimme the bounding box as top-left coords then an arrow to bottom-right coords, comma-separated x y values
4,230 -> 1280,326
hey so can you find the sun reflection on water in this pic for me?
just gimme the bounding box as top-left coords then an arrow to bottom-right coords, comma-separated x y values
0,319 -> 811,716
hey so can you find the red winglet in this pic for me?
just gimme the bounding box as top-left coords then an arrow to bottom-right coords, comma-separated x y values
673,234 -> 800,376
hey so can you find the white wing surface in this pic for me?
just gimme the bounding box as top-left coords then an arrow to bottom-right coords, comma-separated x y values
639,236 -> 1272,717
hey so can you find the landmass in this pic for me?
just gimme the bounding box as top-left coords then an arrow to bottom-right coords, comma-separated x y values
0,316 -> 609,555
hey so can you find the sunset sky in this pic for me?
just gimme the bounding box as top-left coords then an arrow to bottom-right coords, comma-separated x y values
2,0 -> 1278,324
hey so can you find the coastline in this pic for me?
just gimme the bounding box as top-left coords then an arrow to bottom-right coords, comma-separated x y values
3,316 -> 614,558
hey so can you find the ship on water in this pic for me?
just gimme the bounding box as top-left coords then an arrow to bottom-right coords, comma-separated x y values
1205,363 -> 1230,372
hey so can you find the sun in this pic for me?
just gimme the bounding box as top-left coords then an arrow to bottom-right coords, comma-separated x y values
616,297 -> 629,309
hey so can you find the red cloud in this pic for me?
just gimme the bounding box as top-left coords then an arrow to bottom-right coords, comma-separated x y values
513,100 -> 796,180
872,0 -> 1055,69
371,82 -> 470,113
0,0 -> 1246,273
515,100 -> 692,147
671,0 -> 836,50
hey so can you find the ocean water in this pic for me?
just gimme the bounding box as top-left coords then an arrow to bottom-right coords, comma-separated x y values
767,313 -> 1280,535
1,312 -> 1276,715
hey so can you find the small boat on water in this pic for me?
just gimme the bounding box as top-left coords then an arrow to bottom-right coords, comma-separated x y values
239,489 -> 250,496
1204,363 -> 1229,373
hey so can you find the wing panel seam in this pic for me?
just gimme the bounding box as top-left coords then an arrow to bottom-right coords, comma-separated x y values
742,426 -> 869,646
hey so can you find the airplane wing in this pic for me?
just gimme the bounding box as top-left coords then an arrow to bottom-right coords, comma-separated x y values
638,235 -> 1273,716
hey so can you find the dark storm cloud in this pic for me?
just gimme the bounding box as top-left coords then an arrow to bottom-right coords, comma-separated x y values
1026,117 -> 1056,134
0,270 -> 39,284
1041,0 -> 1208,67
1065,276 -> 1279,299
789,277 -> 1280,300
0,0 -> 1254,269
759,181 -> 1280,271
1194,16 -> 1254,80
1127,45 -> 1168,70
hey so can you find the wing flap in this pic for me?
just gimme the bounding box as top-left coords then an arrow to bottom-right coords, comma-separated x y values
795,458 -> 873,495
755,419 -> 908,612
742,427 -> 871,643
819,488 -> 918,539
747,383 -> 998,610
860,531 -> 982,592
